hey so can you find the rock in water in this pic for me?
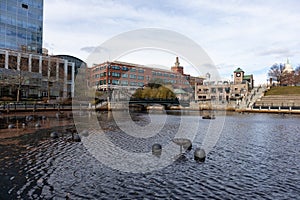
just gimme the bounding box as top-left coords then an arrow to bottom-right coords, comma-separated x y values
73,134 -> 81,142
50,132 -> 59,139
194,148 -> 206,162
152,143 -> 162,156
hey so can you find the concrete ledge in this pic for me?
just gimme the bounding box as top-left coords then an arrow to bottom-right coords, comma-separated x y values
236,108 -> 300,114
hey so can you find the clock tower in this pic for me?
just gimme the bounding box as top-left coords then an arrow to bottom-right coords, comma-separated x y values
234,68 -> 244,84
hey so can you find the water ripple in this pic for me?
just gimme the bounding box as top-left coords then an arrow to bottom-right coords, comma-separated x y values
0,112 -> 299,199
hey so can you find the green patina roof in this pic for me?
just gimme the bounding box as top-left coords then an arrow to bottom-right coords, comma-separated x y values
243,75 -> 252,80
173,88 -> 187,94
234,67 -> 244,73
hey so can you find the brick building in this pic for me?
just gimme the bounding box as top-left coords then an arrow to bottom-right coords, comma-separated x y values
89,57 -> 203,92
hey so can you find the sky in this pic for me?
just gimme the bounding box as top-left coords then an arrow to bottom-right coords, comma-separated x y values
43,0 -> 300,85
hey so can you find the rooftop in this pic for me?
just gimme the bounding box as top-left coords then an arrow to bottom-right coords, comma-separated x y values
234,67 -> 244,73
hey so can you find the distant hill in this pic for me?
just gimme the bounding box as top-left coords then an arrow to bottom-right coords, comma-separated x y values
265,86 -> 300,96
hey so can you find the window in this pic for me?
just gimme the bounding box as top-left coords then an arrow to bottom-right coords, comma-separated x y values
122,66 -> 129,71
22,4 -> 28,9
138,69 -> 144,73
138,76 -> 144,80
112,80 -> 119,85
111,65 -> 120,70
138,82 -> 144,87
121,80 -> 128,86
112,72 -> 120,77
122,73 -> 128,78
130,74 -> 136,79
130,68 -> 136,72
130,82 -> 137,86
211,88 -> 216,93
156,72 -> 162,76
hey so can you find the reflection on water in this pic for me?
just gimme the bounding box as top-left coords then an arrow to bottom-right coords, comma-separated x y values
0,111 -> 299,199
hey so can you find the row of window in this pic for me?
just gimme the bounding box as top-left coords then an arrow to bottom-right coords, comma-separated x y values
94,73 -> 146,80
152,71 -> 182,79
198,88 -> 231,93
198,95 -> 229,101
98,80 -> 144,86
1,14 -> 43,31
92,65 -> 146,73
93,74 -> 191,85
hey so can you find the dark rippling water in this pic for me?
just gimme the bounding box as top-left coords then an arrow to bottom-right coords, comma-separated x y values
0,111 -> 299,199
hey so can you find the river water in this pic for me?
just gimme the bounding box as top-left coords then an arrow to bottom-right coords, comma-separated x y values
0,111 -> 299,199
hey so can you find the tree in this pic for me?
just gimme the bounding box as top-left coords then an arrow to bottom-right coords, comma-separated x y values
0,53 -> 29,102
268,63 -> 284,85
294,65 -> 300,85
281,70 -> 295,86
16,56 -> 30,102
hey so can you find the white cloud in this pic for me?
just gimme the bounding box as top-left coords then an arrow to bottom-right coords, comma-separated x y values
43,0 -> 300,84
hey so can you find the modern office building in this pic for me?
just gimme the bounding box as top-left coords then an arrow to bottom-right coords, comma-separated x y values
0,0 -> 43,54
89,57 -> 203,92
0,49 -> 75,100
54,55 -> 87,76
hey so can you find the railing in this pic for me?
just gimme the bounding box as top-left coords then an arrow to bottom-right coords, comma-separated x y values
0,102 -> 88,113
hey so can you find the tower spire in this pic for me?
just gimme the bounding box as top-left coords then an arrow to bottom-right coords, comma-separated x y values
175,56 -> 180,67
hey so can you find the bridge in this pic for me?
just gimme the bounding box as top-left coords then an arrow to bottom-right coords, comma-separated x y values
128,98 -> 181,110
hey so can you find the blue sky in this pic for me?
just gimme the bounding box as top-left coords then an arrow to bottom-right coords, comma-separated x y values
43,0 -> 300,84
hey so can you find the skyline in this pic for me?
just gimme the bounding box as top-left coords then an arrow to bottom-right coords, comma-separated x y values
43,0 -> 300,84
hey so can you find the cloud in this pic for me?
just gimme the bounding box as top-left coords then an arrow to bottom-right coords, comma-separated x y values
80,46 -> 97,53
43,0 -> 300,84
258,48 -> 294,57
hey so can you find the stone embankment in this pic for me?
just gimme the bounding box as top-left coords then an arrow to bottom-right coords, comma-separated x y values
243,94 -> 300,114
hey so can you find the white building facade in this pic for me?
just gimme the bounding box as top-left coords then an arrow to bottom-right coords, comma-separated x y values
0,49 -> 75,100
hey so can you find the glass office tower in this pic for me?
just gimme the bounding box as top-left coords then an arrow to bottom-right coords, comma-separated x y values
0,0 -> 43,54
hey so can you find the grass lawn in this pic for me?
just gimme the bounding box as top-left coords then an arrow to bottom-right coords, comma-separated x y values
265,86 -> 300,96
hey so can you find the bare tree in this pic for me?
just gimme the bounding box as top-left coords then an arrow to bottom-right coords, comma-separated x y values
0,53 -> 29,102
281,71 -> 295,86
268,63 -> 284,85
16,56 -> 29,102
294,65 -> 300,85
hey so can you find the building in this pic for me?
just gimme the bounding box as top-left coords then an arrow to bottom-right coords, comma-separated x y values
0,49 -> 75,100
89,57 -> 203,93
0,0 -> 43,54
54,55 -> 87,76
283,59 -> 293,73
196,67 -> 254,102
